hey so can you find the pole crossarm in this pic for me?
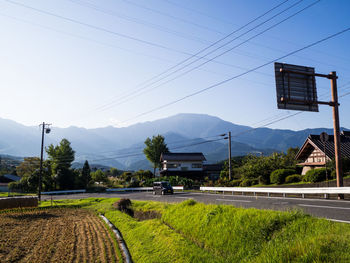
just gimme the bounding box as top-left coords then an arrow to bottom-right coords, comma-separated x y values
279,68 -> 337,79
280,97 -> 339,106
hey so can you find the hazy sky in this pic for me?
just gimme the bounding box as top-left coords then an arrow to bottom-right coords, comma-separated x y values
1,0 -> 350,130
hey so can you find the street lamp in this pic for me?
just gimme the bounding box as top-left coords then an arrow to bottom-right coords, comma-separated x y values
38,122 -> 51,201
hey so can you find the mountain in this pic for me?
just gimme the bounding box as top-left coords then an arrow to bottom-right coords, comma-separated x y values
0,114 -> 347,170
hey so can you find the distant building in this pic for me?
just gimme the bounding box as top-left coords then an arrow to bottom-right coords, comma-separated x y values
295,131 -> 350,175
160,152 -> 206,180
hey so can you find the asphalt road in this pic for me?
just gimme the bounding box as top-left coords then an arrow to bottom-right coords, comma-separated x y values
42,191 -> 350,223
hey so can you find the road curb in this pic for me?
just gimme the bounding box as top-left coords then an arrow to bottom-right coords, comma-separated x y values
99,214 -> 133,263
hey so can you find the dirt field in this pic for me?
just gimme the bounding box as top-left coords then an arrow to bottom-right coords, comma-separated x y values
0,208 -> 120,262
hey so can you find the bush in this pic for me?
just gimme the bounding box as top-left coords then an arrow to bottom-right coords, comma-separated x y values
285,174 -> 302,184
304,168 -> 330,183
228,179 -> 242,187
114,198 -> 133,216
270,169 -> 295,184
239,179 -> 258,187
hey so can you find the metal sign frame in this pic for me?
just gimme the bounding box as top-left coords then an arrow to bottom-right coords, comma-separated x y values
275,62 -> 318,112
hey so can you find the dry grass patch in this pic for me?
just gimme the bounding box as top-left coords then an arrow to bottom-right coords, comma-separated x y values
0,208 -> 120,263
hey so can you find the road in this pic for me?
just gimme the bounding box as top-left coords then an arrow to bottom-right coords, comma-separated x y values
42,191 -> 350,223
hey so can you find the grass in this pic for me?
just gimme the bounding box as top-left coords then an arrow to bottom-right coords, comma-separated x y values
0,192 -> 35,197
39,198 -> 350,263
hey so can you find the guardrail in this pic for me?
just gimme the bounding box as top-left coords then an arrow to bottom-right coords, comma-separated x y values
106,186 -> 184,192
200,186 -> 350,199
106,187 -> 153,192
41,189 -> 86,195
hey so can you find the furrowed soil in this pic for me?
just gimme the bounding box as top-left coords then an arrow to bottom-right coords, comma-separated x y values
0,208 -> 119,263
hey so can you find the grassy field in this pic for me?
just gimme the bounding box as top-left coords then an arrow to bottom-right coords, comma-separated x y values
38,198 -> 350,263
0,207 -> 121,262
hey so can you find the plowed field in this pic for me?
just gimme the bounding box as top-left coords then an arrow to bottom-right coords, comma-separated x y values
0,208 -> 120,263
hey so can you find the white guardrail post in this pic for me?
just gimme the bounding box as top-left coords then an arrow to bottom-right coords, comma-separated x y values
199,187 -> 350,199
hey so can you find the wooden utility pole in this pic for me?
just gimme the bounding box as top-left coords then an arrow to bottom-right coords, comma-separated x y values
228,131 -> 232,180
38,122 -> 51,202
330,72 -> 343,197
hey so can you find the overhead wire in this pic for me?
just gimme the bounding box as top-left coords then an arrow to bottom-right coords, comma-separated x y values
119,25 -> 350,124
98,0 -> 314,112
94,0 -> 293,111
4,0 -> 208,56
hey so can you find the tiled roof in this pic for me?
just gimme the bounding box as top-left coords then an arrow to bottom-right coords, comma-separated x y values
161,152 -> 206,162
296,131 -> 350,160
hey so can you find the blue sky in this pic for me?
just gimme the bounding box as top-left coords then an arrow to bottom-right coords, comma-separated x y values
0,0 -> 349,130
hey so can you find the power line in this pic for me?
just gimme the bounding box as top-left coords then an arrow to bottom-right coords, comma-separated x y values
121,19 -> 350,125
67,0 -> 212,45
121,0 -> 226,35
98,0 -> 315,112
4,0 -> 201,56
95,0 -> 292,111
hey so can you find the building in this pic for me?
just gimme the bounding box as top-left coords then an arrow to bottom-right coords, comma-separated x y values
160,152 -> 206,180
295,131 -> 350,175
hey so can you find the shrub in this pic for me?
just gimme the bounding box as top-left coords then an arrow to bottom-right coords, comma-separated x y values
285,174 -> 302,184
304,168 -> 330,183
330,170 -> 336,180
270,169 -> 295,184
114,198 -> 133,216
239,179 -> 258,187
228,179 -> 242,187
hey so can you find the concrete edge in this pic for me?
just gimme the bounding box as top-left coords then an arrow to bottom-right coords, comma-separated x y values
99,214 -> 133,263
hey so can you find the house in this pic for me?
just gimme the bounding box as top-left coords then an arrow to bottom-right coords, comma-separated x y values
295,131 -> 350,175
160,152 -> 206,180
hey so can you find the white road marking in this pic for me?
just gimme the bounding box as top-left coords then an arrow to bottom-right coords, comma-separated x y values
298,204 -> 350,210
272,202 -> 289,205
327,218 -> 350,224
216,199 -> 251,203
175,197 -> 190,199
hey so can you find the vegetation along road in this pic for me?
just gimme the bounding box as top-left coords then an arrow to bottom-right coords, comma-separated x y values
42,191 -> 350,223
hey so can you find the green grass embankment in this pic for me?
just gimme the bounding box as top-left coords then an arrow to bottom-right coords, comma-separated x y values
40,198 -> 350,262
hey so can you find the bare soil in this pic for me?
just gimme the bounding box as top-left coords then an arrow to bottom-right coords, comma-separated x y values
0,208 -> 119,263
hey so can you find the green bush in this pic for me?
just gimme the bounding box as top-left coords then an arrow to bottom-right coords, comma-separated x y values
239,178 -> 258,187
228,179 -> 242,187
270,169 -> 295,184
285,174 -> 302,184
304,168 -> 331,183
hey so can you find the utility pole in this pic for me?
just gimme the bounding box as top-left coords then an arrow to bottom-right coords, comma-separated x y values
228,131 -> 232,180
330,72 -> 343,198
38,122 -> 51,201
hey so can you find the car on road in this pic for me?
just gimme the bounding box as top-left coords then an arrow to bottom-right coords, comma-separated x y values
153,181 -> 173,195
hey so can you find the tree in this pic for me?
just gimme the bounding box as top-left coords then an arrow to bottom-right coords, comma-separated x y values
46,138 -> 75,189
143,135 -> 169,176
134,170 -> 153,181
16,157 -> 41,177
80,160 -> 91,188
91,169 -> 108,184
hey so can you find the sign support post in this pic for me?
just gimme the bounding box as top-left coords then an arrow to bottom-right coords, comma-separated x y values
275,63 -> 343,199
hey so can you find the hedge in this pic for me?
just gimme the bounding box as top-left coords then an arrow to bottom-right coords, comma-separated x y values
270,169 -> 296,184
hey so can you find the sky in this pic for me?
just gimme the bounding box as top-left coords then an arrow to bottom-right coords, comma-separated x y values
0,0 -> 350,131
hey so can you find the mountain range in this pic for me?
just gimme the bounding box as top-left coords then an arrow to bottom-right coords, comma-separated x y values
0,113 -> 346,171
